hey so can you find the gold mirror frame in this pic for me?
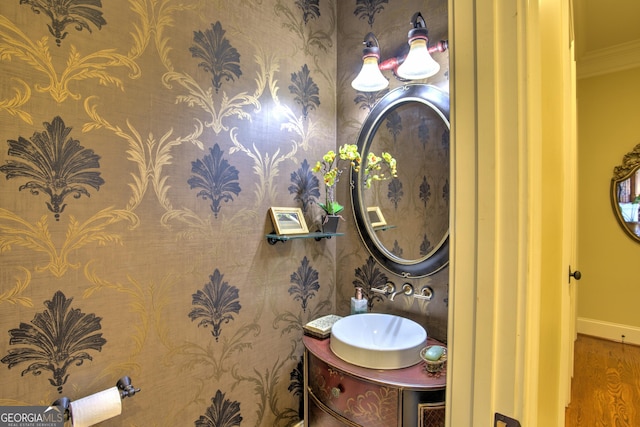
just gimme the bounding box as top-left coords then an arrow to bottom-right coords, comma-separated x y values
611,143 -> 640,242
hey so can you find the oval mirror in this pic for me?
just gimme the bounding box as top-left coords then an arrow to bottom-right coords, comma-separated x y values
611,143 -> 640,242
352,84 -> 450,278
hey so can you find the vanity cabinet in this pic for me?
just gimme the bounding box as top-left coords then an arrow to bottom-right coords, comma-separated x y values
303,335 -> 446,427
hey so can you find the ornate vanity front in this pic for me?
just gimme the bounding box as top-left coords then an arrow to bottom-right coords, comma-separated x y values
303,335 -> 446,427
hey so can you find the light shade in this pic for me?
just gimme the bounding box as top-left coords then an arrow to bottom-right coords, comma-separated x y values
351,55 -> 389,92
351,13 -> 445,92
396,35 -> 440,80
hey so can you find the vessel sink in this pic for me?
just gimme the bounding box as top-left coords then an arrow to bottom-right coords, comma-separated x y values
330,313 -> 427,369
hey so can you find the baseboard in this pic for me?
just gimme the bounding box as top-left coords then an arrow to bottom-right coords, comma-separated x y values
577,317 -> 640,346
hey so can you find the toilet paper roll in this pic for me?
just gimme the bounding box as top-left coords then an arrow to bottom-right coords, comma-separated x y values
70,386 -> 122,427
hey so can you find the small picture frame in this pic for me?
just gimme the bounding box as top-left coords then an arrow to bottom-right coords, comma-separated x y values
269,207 -> 309,235
367,206 -> 387,228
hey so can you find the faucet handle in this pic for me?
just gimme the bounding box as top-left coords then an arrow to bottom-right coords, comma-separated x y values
414,285 -> 434,301
371,281 -> 395,296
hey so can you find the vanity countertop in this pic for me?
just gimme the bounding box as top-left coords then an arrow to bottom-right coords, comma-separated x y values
303,335 -> 446,390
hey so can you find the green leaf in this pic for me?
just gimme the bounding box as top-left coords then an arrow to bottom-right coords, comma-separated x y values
319,201 -> 344,215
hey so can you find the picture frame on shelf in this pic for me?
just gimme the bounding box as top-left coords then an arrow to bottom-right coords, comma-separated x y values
367,206 -> 387,228
269,207 -> 309,235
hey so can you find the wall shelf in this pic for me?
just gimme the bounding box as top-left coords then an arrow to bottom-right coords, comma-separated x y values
266,231 -> 344,245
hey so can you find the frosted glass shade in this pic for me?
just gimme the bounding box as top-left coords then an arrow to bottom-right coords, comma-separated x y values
351,56 -> 389,92
396,38 -> 440,80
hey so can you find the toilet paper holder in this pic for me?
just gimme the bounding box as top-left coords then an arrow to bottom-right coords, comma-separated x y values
115,376 -> 140,399
52,376 -> 140,422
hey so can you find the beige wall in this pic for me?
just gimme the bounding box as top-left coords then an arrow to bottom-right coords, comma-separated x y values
578,66 -> 640,330
0,1 -> 449,426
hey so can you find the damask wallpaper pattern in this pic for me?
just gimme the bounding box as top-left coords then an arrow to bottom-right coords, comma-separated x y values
0,0 -> 448,426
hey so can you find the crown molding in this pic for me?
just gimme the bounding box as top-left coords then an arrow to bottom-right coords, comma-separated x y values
577,38 -> 640,79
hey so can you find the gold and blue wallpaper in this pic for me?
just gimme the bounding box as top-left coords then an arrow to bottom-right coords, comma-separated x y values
0,0 -> 448,425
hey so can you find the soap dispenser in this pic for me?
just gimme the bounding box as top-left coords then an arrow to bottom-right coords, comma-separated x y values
350,287 -> 368,315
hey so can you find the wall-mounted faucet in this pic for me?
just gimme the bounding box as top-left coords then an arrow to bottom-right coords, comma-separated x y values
414,285 -> 434,301
390,283 -> 414,301
371,282 -> 427,303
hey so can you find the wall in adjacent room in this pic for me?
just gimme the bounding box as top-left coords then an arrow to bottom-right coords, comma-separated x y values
577,67 -> 640,334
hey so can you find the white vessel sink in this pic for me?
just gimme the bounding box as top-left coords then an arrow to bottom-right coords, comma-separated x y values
330,313 -> 427,369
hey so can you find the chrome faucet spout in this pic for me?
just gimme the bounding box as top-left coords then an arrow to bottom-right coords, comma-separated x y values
390,283 -> 414,301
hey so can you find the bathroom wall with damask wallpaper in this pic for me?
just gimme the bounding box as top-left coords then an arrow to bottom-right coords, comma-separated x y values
0,0 -> 448,426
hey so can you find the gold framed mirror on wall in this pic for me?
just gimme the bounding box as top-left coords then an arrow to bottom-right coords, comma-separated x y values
611,143 -> 640,242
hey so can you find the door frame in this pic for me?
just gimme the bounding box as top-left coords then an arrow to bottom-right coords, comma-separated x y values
446,0 -> 576,425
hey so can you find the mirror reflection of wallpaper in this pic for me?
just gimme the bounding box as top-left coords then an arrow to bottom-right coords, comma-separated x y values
364,103 -> 450,261
0,1 -> 339,425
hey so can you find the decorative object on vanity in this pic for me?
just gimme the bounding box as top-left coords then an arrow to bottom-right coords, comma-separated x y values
611,142 -> 640,242
351,12 -> 448,92
350,287 -> 368,314
420,345 -> 447,374
303,314 -> 343,339
313,144 -> 397,233
352,84 -> 450,278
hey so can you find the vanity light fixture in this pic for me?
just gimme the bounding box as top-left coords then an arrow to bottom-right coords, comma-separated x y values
351,12 -> 448,92
350,32 -> 389,92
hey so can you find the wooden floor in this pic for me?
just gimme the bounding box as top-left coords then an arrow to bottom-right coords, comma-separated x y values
565,334 -> 640,426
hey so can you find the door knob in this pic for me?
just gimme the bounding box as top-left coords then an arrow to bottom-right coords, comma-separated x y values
569,267 -> 581,283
